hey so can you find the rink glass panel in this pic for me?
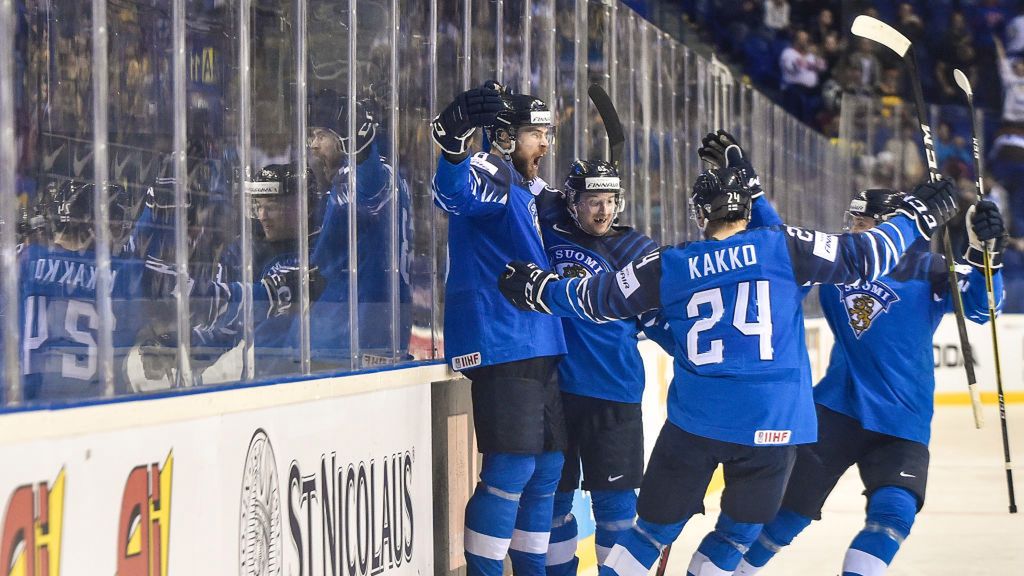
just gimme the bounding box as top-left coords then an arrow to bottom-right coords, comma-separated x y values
2,0 -> 863,406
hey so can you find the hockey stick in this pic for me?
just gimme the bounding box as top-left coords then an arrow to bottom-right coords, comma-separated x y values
952,68 -> 1017,513
589,83 -> 626,168
655,543 -> 672,576
851,15 -> 985,429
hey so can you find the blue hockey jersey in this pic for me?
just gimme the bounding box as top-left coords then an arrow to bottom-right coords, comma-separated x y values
17,243 -> 147,400
538,215 -> 922,446
309,144 -> 414,365
538,189 -> 672,403
815,242 -> 1003,444
434,152 -> 565,370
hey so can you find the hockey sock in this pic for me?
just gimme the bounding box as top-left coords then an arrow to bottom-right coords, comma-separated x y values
842,487 -> 917,576
545,491 -> 578,576
687,512 -> 762,575
592,489 -> 638,565
599,517 -> 686,576
509,451 -> 565,576
465,453 -> 537,576
736,507 -> 813,574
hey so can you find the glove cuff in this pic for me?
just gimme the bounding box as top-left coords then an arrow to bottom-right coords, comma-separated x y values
964,244 -> 1004,269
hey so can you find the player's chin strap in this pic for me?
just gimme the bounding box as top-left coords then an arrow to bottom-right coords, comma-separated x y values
486,126 -> 517,159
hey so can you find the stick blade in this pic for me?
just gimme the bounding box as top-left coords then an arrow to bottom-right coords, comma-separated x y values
851,15 -> 911,57
953,68 -> 973,97
588,83 -> 626,166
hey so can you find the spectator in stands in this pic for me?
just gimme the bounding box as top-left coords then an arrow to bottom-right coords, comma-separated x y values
991,34 -> 1024,239
897,2 -> 925,43
935,11 -> 977,104
779,30 -> 827,124
1005,7 -> 1024,56
764,0 -> 790,38
810,9 -> 837,45
935,121 -> 973,179
883,120 -> 926,187
843,38 -> 883,95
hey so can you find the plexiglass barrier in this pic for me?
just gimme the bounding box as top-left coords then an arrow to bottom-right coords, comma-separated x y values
0,0 -> 853,406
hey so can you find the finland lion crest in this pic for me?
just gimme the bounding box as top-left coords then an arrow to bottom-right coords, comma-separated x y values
839,281 -> 900,338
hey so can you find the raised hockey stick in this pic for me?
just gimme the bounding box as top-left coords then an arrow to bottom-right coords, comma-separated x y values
952,68 -> 1017,513
655,543 -> 672,576
851,15 -> 985,429
589,83 -> 626,168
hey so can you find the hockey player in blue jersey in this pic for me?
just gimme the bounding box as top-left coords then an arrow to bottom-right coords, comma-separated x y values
537,159 -> 675,575
498,165 -> 961,576
731,189 -> 1006,576
191,163 -> 325,378
307,89 -> 414,367
431,81 -> 567,576
16,180 -> 146,401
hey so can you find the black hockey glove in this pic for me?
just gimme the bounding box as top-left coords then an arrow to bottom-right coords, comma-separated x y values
698,130 -> 763,198
964,200 -> 1006,269
499,261 -> 558,314
431,86 -> 505,155
898,179 -> 959,239
261,265 -> 327,318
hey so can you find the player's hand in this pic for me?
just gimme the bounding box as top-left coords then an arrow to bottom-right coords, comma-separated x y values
698,130 -> 763,198
964,200 -> 1006,269
431,85 -> 506,155
261,265 -> 327,318
499,261 -> 558,314
899,179 -> 959,239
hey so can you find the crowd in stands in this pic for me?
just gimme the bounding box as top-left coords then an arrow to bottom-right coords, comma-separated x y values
671,0 -> 1024,311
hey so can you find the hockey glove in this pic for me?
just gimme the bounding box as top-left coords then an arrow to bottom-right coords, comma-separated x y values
499,261 -> 558,314
431,86 -> 505,155
898,179 -> 959,239
698,130 -> 763,198
261,265 -> 327,318
964,200 -> 1006,269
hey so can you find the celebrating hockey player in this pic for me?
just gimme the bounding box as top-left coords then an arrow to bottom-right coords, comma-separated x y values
431,81 -> 566,576
307,89 -> 414,367
731,189 -> 1006,576
537,159 -> 674,575
16,180 -> 146,400
498,162 -> 961,576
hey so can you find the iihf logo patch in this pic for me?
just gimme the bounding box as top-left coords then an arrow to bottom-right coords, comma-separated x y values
839,280 -> 900,338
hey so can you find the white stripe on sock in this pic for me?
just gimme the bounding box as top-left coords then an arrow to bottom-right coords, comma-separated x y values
733,558 -> 764,575
510,529 -> 550,554
603,543 -> 651,576
596,544 -> 612,565
464,528 -> 511,561
545,536 -> 578,566
842,548 -> 888,576
687,551 -> 732,576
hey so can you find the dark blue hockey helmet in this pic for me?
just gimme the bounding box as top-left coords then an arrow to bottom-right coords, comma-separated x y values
483,81 -> 555,156
308,88 -> 378,154
245,163 -> 323,235
689,167 -> 752,225
563,159 -> 625,231
845,188 -> 904,230
47,179 -> 139,247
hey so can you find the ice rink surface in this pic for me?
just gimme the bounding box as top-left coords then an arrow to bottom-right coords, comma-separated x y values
655,404 -> 1024,575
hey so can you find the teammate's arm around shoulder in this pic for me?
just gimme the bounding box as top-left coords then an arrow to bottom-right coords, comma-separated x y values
499,248 -> 665,323
785,179 -> 960,286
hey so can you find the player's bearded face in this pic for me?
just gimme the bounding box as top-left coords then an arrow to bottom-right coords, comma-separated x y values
575,192 -> 618,236
309,127 -> 343,169
511,126 -> 551,181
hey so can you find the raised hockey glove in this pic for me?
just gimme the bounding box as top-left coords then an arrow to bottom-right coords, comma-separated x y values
698,130 -> 763,198
261,265 -> 327,318
898,179 -> 959,239
499,261 -> 558,314
964,200 -> 1006,269
431,86 -> 505,155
